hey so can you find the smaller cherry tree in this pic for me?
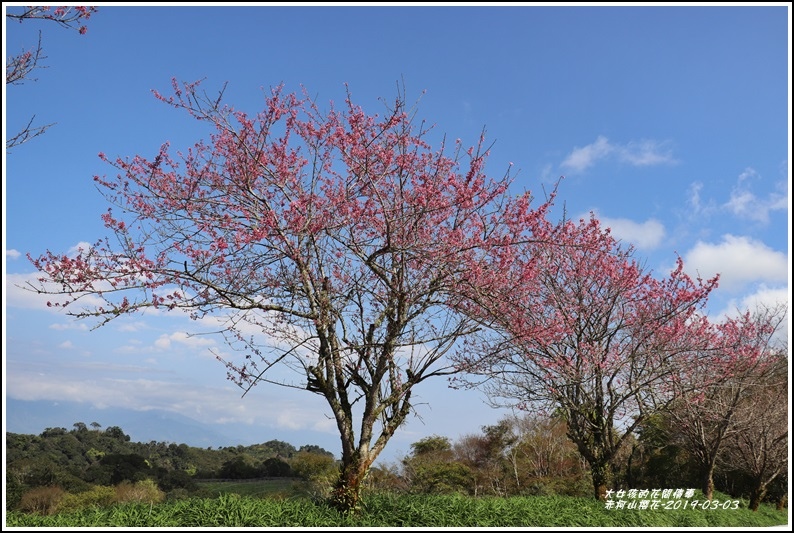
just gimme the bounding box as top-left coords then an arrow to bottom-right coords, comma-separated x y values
721,329 -> 788,512
666,303 -> 787,500
456,215 -> 719,500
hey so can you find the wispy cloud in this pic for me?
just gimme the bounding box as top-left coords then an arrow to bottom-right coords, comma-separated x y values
49,322 -> 89,331
561,135 -> 676,173
723,167 -> 788,224
5,368 -> 334,433
6,249 -> 21,260
154,331 -> 216,350
5,272 -> 104,312
686,181 -> 718,218
561,136 -> 613,173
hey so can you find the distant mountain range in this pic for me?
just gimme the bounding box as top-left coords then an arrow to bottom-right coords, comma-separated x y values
4,398 -> 340,455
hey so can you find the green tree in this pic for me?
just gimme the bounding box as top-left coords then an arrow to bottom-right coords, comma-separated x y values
104,426 -> 130,442
291,451 -> 339,498
219,455 -> 258,479
402,436 -> 473,495
262,440 -> 298,459
261,457 -> 294,477
95,453 -> 150,485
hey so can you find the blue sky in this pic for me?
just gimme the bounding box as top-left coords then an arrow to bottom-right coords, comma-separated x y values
3,3 -> 791,464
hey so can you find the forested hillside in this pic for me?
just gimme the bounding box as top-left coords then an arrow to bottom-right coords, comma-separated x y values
6,422 -> 334,510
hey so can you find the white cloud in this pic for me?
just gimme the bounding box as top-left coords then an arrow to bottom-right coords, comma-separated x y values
58,341 -> 75,349
688,181 -> 704,212
117,321 -> 148,333
49,322 -> 89,331
6,249 -> 21,260
67,241 -> 94,257
617,139 -> 676,167
5,272 -> 108,312
561,136 -> 676,173
5,370 -> 333,432
712,285 -> 790,344
723,167 -> 788,224
154,331 -> 216,351
682,235 -> 788,292
716,285 -> 790,319
595,214 -> 666,251
154,336 -> 172,350
561,135 -> 613,172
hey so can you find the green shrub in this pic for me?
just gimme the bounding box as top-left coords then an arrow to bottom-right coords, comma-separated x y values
166,488 -> 191,501
5,476 -> 26,511
17,486 -> 65,515
290,452 -> 338,499
58,485 -> 116,513
410,462 -> 474,495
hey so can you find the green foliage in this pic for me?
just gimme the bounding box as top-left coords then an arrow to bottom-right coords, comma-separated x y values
86,447 -> 105,462
93,453 -> 151,484
629,412 -> 696,490
198,479 -> 299,499
289,451 -> 339,501
6,423 -> 337,507
165,488 -> 192,501
409,461 -> 474,495
6,409 -> 784,516
261,457 -> 293,477
218,456 -> 258,479
5,474 -> 26,511
410,435 -> 452,456
290,451 -> 338,483
104,426 -> 131,442
402,435 -> 476,495
299,444 -> 334,457
5,492 -> 789,527
58,485 -> 116,513
6,457 -> 91,494
40,427 -> 68,438
155,467 -> 198,492
261,439 -> 298,458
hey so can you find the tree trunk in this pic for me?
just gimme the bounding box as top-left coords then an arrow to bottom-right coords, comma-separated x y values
776,494 -> 786,511
701,467 -> 715,501
591,462 -> 613,501
329,454 -> 372,514
749,484 -> 767,512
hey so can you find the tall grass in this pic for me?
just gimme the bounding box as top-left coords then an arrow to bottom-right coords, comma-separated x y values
197,479 -> 298,499
6,491 -> 789,528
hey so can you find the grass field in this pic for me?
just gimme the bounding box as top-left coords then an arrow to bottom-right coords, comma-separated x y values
6,482 -> 790,528
196,478 -> 300,498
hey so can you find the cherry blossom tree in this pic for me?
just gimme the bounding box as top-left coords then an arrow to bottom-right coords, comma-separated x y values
722,342 -> 788,511
666,303 -> 787,500
26,78 -> 556,513
456,215 -> 718,500
6,5 -> 97,151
